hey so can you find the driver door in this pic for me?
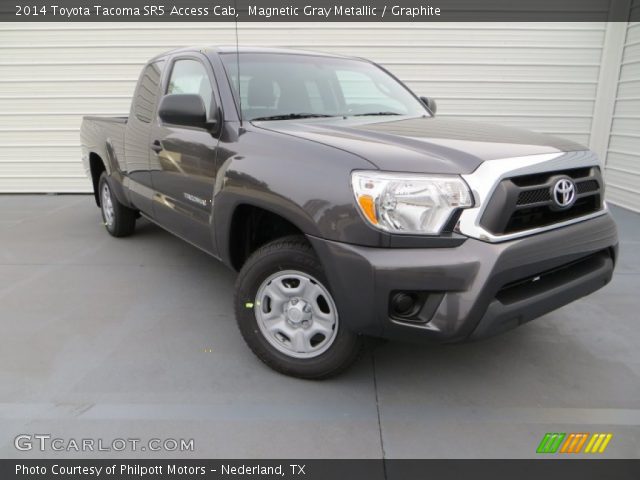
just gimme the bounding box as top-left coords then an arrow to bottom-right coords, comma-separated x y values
150,55 -> 222,252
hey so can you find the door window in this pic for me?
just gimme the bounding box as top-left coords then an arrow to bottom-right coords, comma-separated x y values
167,59 -> 215,119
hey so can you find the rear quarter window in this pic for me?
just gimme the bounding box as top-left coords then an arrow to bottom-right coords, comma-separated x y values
134,61 -> 165,123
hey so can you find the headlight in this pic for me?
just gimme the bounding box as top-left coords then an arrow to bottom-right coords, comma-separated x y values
351,171 -> 473,235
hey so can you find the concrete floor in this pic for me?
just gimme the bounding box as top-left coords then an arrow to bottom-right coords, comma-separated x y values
0,195 -> 638,459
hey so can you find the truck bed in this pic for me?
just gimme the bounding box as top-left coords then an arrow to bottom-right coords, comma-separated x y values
80,116 -> 129,179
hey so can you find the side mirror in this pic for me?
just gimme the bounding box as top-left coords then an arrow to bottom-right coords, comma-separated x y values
420,96 -> 437,115
158,94 -> 207,128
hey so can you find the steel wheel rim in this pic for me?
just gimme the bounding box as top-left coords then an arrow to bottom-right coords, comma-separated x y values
254,270 -> 339,359
101,183 -> 115,228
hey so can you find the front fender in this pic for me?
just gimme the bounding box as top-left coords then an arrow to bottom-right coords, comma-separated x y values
211,126 -> 388,266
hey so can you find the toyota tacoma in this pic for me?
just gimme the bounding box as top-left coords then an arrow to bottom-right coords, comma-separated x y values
81,47 -> 618,378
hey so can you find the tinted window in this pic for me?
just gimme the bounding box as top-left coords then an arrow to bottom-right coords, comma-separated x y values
134,61 -> 164,123
167,59 -> 214,119
221,53 -> 426,120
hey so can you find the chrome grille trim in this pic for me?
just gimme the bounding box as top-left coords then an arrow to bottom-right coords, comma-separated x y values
458,150 -> 607,243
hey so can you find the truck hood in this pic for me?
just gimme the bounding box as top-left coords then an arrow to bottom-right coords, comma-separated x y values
253,116 -> 587,174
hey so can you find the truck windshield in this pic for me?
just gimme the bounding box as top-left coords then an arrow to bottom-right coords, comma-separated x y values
220,52 -> 428,121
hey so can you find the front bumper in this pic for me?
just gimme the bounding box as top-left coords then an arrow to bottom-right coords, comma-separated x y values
308,212 -> 618,343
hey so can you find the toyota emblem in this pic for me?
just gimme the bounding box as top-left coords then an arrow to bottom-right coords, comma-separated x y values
552,178 -> 576,209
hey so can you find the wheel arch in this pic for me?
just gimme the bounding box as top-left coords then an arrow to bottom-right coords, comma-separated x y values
225,202 -> 314,271
89,152 -> 107,206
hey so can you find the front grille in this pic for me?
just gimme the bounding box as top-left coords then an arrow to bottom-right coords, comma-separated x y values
480,167 -> 603,235
505,195 -> 600,234
577,179 -> 599,194
510,167 -> 592,187
517,188 -> 550,205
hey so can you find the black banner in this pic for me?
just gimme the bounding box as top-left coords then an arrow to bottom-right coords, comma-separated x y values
2,460 -> 640,480
1,0 -> 639,22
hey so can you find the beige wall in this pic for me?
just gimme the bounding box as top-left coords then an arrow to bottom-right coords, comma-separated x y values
605,22 -> 640,212
2,22 -> 634,210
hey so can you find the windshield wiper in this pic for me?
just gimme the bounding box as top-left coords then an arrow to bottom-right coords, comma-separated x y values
353,112 -> 402,116
251,113 -> 335,121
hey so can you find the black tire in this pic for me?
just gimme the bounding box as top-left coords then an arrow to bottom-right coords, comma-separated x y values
235,235 -> 363,379
98,172 -> 136,237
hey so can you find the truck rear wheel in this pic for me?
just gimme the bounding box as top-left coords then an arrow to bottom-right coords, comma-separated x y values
98,172 -> 136,237
234,235 -> 363,379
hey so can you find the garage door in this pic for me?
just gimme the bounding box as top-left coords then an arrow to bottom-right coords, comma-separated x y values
605,21 -> 640,212
0,22 -> 607,193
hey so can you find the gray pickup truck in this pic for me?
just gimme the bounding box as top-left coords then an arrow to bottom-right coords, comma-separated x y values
81,46 -> 618,378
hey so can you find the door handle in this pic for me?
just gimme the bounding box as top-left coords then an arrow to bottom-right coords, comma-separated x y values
150,140 -> 163,153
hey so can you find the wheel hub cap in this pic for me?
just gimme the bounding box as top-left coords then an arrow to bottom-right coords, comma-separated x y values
101,183 -> 115,228
285,299 -> 312,327
254,270 -> 339,359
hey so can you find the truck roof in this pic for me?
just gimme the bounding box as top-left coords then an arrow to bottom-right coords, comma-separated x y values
148,46 -> 354,63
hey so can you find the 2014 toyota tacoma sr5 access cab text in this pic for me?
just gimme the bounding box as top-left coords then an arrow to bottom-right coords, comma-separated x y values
81,47 -> 618,378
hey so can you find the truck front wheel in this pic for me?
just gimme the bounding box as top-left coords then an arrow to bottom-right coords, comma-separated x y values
234,236 -> 363,379
98,172 -> 136,237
